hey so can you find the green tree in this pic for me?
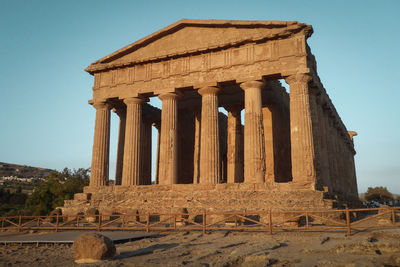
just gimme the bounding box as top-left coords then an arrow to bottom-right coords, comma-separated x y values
364,186 -> 394,203
0,187 -> 29,216
25,168 -> 90,215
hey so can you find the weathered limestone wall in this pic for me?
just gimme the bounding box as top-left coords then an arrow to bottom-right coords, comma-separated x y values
306,48 -> 358,199
63,184 -> 340,217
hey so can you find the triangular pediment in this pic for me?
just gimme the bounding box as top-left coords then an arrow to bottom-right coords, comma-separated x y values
86,19 -> 312,74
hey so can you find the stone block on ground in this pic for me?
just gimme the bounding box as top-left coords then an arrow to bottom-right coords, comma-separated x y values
73,233 -> 116,263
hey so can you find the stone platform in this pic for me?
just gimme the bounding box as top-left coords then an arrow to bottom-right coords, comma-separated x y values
61,183 -> 346,217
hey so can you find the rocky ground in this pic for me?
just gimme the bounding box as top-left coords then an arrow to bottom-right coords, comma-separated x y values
1,228 -> 400,266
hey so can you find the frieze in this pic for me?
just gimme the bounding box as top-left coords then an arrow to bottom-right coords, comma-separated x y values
94,38 -> 305,90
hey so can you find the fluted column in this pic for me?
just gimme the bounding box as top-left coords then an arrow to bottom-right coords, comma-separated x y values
90,101 -> 111,187
199,86 -> 221,184
158,92 -> 181,185
140,118 -> 152,185
316,99 -> 331,191
121,97 -> 146,186
347,131 -> 358,197
113,107 -> 126,185
262,105 -> 275,182
226,105 -> 244,183
327,117 -> 339,191
286,73 -> 317,186
240,81 -> 266,183
193,110 -> 201,184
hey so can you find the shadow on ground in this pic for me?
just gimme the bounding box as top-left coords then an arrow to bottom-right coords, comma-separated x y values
114,243 -> 179,259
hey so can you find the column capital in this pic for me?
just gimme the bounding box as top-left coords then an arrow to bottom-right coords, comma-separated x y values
347,131 -> 358,141
123,96 -> 148,105
112,107 -> 126,117
158,91 -> 183,101
239,80 -> 265,91
93,101 -> 111,110
198,86 -> 221,96
152,121 -> 161,130
285,73 -> 312,85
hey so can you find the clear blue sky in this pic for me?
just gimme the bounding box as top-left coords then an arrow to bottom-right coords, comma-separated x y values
1,0 -> 399,193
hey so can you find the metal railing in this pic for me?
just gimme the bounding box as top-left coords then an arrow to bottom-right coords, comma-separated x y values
1,207 -> 399,236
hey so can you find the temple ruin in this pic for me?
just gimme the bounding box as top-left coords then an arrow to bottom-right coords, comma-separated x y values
63,20 -> 359,216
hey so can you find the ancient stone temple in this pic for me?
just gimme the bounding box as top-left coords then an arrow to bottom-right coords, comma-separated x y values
63,19 -> 359,216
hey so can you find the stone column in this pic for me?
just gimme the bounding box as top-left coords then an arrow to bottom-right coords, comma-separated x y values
140,118 -> 152,185
226,105 -> 244,183
113,107 -> 126,185
240,81 -> 266,183
348,148 -> 358,198
286,73 -> 317,186
316,99 -> 331,191
262,105 -> 275,182
158,92 -> 181,185
121,97 -> 147,186
199,86 -> 221,184
90,101 -> 111,187
193,110 -> 201,184
327,117 -> 339,192
153,122 -> 161,184
347,131 -> 358,197
308,88 -> 324,190
336,130 -> 346,194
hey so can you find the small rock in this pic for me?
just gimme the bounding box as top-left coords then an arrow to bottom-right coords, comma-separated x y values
367,237 -> 378,243
73,233 -> 116,263
179,251 -> 190,257
320,236 -> 330,244
242,255 -> 277,267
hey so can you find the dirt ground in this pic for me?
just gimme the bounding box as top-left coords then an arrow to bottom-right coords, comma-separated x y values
1,228 -> 400,267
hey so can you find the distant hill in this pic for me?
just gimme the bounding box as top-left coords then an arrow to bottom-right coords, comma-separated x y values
0,162 -> 54,178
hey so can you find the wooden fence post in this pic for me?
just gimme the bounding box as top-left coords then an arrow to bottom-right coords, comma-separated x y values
268,209 -> 273,235
202,212 -> 206,234
18,216 -> 22,232
345,208 -> 351,236
305,211 -> 309,229
174,214 -> 177,230
392,208 -> 396,225
146,214 -> 150,232
55,214 -> 59,232
97,214 -> 102,231
234,214 -> 238,228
